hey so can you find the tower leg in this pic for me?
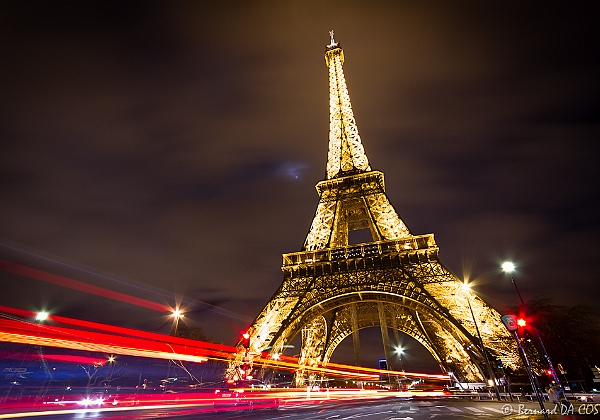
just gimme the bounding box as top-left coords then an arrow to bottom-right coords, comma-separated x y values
350,304 -> 362,366
378,302 -> 395,371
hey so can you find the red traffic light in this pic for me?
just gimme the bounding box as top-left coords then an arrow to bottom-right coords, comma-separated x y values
241,331 -> 250,349
517,318 -> 526,328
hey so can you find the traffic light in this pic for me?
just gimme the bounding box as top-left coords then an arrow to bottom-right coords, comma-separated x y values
241,362 -> 250,379
517,318 -> 526,328
242,332 -> 250,349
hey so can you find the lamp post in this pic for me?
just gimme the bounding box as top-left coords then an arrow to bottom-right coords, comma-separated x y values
107,356 -> 116,385
462,283 -> 502,401
241,331 -> 251,380
34,311 -> 52,399
395,346 -> 405,390
166,309 -> 184,388
501,263 -> 566,396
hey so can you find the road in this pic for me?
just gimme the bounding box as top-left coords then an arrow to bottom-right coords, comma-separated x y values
4,398 -> 589,420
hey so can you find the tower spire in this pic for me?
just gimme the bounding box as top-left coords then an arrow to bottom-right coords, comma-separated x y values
328,30 -> 337,48
324,32 -> 371,179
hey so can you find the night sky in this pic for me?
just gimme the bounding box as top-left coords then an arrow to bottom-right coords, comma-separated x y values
1,2 -> 599,369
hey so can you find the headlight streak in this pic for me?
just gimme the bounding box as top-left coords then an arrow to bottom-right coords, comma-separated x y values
0,388 -> 447,419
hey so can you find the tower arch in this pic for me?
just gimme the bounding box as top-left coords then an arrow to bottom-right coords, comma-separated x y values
273,291 -> 489,383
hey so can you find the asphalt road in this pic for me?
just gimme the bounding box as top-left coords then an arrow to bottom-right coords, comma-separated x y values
11,398 -> 591,420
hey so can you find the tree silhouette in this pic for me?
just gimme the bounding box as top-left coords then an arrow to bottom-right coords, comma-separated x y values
508,298 -> 600,387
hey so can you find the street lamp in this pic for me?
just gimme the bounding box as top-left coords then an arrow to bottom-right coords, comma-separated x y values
171,309 -> 184,336
502,262 -> 569,405
36,311 -> 49,322
461,282 -> 502,401
394,346 -> 406,390
501,261 -> 515,274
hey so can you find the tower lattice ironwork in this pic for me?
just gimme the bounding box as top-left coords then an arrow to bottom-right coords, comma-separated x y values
231,33 -> 520,385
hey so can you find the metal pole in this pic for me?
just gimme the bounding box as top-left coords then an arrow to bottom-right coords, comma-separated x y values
513,330 -> 549,420
561,371 -> 575,399
465,291 -> 503,401
165,315 -> 180,389
509,273 -> 566,395
502,367 -> 514,401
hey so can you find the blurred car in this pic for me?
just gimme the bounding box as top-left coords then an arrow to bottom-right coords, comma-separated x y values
212,380 -> 279,411
212,386 -> 251,410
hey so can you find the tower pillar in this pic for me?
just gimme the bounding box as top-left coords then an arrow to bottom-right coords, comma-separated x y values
378,302 -> 395,372
350,303 -> 362,366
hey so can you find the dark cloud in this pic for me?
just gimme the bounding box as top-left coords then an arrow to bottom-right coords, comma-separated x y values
1,1 -> 599,368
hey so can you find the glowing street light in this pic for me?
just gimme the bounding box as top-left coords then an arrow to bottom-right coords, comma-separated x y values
501,262 -> 515,273
171,309 -> 184,336
35,311 -> 49,322
394,346 -> 405,373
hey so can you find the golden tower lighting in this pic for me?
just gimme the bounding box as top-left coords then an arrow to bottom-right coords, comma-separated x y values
230,33 -> 521,386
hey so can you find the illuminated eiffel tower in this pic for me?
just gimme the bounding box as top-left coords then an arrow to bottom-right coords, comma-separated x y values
234,33 -> 519,385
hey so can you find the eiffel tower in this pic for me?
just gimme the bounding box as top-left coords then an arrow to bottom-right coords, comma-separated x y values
234,33 -> 519,385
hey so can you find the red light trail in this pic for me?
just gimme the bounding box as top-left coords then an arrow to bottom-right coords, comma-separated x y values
0,259 -> 171,313
0,305 -> 449,383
